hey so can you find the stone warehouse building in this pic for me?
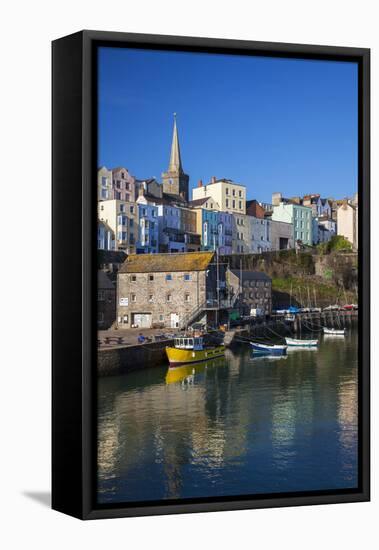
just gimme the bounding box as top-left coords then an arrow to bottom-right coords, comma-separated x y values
227,270 -> 272,315
117,252 -> 227,329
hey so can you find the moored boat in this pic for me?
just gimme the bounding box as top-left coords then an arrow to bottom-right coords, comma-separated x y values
166,336 -> 225,367
285,337 -> 318,347
323,328 -> 345,335
250,341 -> 287,356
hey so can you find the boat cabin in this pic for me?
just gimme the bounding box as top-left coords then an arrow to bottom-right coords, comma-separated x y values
174,337 -> 204,350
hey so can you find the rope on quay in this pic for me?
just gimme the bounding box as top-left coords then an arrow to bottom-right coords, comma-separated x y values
263,324 -> 287,341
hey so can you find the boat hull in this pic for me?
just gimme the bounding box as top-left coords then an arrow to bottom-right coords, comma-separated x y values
285,338 -> 318,347
166,345 -> 225,367
250,342 -> 287,356
323,328 -> 345,335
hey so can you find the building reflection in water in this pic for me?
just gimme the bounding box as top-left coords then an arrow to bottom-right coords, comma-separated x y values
97,333 -> 358,504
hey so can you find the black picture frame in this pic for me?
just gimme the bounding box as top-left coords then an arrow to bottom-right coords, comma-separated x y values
52,30 -> 370,520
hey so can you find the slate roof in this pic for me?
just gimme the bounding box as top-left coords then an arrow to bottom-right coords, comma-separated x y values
98,270 -> 115,290
163,192 -> 187,204
119,251 -> 215,274
97,249 -> 127,265
188,197 -> 210,207
231,270 -> 271,282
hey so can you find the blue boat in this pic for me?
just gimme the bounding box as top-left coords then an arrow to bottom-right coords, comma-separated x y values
250,341 -> 287,356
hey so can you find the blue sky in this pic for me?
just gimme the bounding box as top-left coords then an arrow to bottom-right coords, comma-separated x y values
98,47 -> 358,203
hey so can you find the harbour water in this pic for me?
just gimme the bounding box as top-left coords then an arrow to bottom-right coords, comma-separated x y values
97,331 -> 358,504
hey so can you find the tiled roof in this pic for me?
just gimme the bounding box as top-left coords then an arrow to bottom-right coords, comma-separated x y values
119,251 -> 215,273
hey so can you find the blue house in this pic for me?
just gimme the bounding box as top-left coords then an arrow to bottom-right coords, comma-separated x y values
136,204 -> 159,254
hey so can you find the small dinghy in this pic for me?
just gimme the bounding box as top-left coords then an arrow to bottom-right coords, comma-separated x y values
285,337 -> 318,347
323,328 -> 345,335
250,341 -> 287,356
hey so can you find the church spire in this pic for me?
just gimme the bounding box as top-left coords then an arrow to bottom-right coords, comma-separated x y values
168,113 -> 183,173
162,113 -> 189,201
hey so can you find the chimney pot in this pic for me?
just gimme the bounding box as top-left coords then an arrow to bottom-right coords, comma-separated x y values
198,179 -> 203,187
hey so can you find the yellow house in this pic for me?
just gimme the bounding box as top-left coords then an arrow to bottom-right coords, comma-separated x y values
98,199 -> 138,253
337,201 -> 358,250
192,177 -> 246,215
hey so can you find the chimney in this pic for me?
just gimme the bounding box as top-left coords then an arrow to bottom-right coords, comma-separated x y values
138,186 -> 145,197
198,179 -> 203,187
272,192 -> 282,206
211,176 -> 217,184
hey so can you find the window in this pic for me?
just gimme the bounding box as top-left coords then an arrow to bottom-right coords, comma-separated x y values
184,274 -> 191,281
148,294 -> 154,302
232,189 -> 236,196
98,312 -> 104,323
130,275 -> 137,282
119,204 -> 125,212
148,274 -> 154,281
121,172 -> 125,179
232,200 -> 236,208
185,293 -> 190,302
101,189 -> 108,199
166,293 -> 172,302
166,274 -> 172,281
210,203 -> 213,209
98,290 -> 105,301
131,294 -> 136,302
239,201 -> 242,209
226,199 -> 229,208
130,205 -> 134,214
123,315 -> 128,324
226,187 -> 229,195
239,190 -> 242,197
159,314 -> 164,321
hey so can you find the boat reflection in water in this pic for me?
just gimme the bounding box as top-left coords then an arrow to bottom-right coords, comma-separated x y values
165,357 -> 226,385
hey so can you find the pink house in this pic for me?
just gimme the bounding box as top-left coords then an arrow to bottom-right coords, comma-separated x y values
111,167 -> 135,202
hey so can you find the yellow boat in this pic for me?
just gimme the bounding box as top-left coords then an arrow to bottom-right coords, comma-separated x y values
165,336 -> 225,367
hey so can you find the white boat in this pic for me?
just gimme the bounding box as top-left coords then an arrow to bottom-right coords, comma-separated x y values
285,337 -> 318,347
250,342 -> 287,356
323,327 -> 345,335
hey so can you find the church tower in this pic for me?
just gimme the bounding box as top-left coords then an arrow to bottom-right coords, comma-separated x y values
162,114 -> 189,201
